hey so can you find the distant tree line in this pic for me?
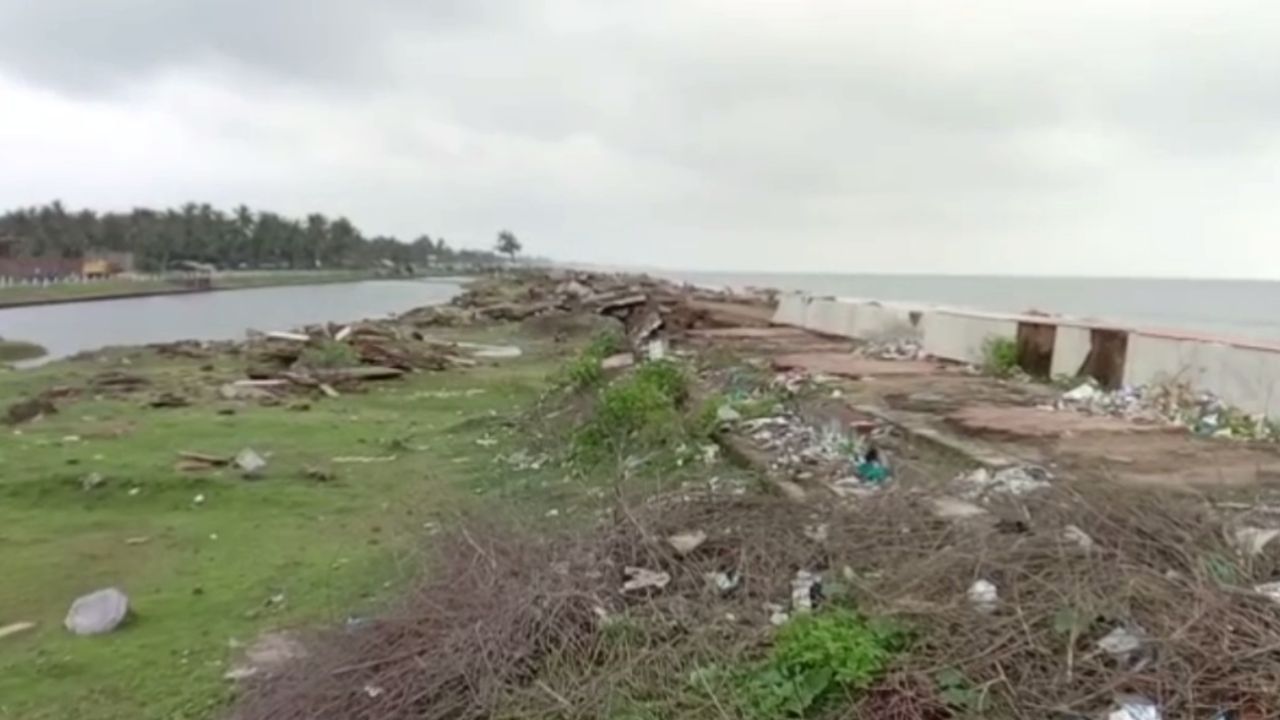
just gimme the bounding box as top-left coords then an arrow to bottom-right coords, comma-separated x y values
0,201 -> 505,272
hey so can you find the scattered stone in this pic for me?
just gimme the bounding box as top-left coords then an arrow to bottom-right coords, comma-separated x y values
666,530 -> 708,556
64,587 -> 130,636
124,536 -> 151,545
304,465 -> 335,482
803,523 -> 829,543
622,566 -> 671,593
194,493 -> 206,506
81,472 -> 107,491
968,579 -> 998,614
716,405 -> 742,423
234,448 -> 267,478
0,621 -> 36,640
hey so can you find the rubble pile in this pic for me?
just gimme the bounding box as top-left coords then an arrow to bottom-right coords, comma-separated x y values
855,336 -> 926,360
1057,378 -> 1279,440
426,270 -> 776,350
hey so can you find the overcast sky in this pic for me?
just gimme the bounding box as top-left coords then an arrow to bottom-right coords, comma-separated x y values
1,1 -> 1278,277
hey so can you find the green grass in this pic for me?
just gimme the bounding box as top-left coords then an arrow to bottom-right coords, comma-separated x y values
0,331 -> 568,720
0,338 -> 47,363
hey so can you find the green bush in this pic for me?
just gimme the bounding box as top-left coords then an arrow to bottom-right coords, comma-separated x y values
729,609 -> 903,718
981,336 -> 1019,378
574,360 -> 688,460
297,340 -> 360,369
558,329 -> 625,391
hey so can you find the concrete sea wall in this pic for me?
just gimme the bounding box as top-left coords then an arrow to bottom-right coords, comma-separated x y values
771,294 -> 1280,418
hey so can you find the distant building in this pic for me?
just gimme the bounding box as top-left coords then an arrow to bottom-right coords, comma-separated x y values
0,238 -> 135,280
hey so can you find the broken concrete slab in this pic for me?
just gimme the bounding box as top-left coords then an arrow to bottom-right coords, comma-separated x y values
947,405 -> 1164,439
772,353 -> 941,378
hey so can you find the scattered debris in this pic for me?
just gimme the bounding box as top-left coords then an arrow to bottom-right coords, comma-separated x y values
622,566 -> 671,593
304,465 -> 335,482
1109,695 -> 1161,720
803,523 -> 829,544
124,536 -> 151,545
235,448 -> 268,478
1253,581 -> 1280,606
957,465 -> 1052,500
716,405 -> 742,423
1062,524 -> 1095,551
176,450 -> 231,472
1097,624 -> 1151,667
791,570 -> 821,613
80,472 -> 107,491
601,353 -> 635,371
931,497 -> 989,520
332,455 -> 398,464
0,621 -> 36,640
1232,526 -> 1280,557
666,530 -> 708,556
705,571 -> 740,594
64,587 -> 130,636
967,579 -> 999,614
1058,377 -> 1278,441
225,631 -> 308,682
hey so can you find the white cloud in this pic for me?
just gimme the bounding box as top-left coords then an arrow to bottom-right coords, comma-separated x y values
1,0 -> 1279,275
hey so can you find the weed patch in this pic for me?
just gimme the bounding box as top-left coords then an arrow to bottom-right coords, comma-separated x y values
716,609 -> 904,718
296,339 -> 360,369
981,336 -> 1019,378
574,360 -> 689,461
557,329 -> 624,390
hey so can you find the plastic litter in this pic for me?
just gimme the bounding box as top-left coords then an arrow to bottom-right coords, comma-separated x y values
1232,526 -> 1280,557
716,405 -> 742,423
853,447 -> 891,484
791,570 -> 821,613
1063,382 -> 1101,402
1062,524 -> 1095,551
622,567 -> 671,593
1108,695 -> 1161,720
235,448 -> 267,478
666,530 -> 708,556
967,580 -> 998,614
705,571 -> 740,594
1252,580 -> 1280,606
958,465 -> 1052,499
1097,625 -> 1149,664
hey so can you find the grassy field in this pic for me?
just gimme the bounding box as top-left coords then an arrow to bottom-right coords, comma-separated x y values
0,326 -> 581,720
0,271 -> 413,307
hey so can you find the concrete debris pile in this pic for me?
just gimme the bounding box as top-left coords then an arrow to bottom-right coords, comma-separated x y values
412,270 -> 775,350
1057,378 -> 1278,440
856,336 -> 926,361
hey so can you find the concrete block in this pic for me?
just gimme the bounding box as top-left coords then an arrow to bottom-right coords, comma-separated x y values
1050,325 -> 1093,378
921,311 -> 1018,364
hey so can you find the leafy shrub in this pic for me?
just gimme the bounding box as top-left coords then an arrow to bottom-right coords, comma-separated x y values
558,330 -> 625,390
981,336 -> 1019,378
297,340 -> 359,369
730,609 -> 904,718
574,360 -> 688,460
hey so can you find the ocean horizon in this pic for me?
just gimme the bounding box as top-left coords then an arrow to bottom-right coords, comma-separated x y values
650,270 -> 1280,342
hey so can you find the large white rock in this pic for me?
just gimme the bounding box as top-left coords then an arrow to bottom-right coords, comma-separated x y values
64,587 -> 130,636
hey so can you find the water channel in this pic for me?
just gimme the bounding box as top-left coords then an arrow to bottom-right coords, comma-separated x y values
0,278 -> 462,364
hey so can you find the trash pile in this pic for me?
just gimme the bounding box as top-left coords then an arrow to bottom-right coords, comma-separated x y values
856,336 -> 926,361
232,479 -> 1280,720
409,270 -> 776,351
1057,378 -> 1279,440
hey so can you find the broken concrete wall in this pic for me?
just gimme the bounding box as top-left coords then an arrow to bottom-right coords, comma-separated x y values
772,293 -> 810,327
1125,333 -> 1280,416
1050,325 -> 1093,378
849,303 -> 921,340
803,298 -> 860,337
920,311 -> 1018,364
